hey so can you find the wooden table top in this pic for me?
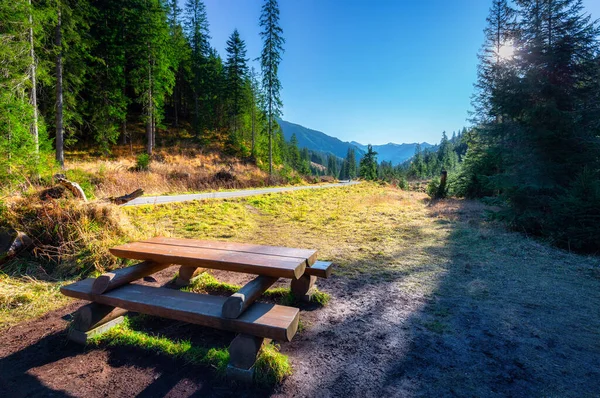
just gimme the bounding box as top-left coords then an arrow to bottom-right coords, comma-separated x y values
109,237 -> 317,279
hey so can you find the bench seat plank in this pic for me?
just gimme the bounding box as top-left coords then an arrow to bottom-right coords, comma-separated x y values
61,278 -> 299,342
110,242 -> 306,279
143,237 -> 318,266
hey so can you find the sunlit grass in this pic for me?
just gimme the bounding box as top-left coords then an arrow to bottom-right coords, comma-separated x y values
88,315 -> 291,385
183,271 -> 331,306
125,183 -> 440,279
0,273 -> 71,330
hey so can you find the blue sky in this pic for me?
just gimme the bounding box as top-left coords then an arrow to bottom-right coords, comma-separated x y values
198,0 -> 600,145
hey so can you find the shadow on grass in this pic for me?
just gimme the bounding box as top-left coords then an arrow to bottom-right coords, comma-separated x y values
280,198 -> 600,397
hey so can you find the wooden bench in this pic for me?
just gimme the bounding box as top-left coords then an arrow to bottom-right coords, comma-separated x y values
60,237 -> 333,382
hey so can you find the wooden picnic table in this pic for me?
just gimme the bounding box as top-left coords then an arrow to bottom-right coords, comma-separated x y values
60,237 -> 333,382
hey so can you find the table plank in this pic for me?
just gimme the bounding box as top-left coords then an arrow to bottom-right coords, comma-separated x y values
142,237 -> 318,266
110,242 -> 306,279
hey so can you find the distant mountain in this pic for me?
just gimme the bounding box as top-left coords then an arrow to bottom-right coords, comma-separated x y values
351,141 -> 435,165
277,119 -> 433,165
277,120 -> 365,159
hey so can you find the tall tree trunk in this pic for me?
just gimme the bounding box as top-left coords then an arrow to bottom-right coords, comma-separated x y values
28,0 -> 39,155
55,4 -> 64,168
152,114 -> 156,149
251,99 -> 255,157
268,112 -> 273,176
121,120 -> 127,145
173,73 -> 179,128
146,43 -> 153,156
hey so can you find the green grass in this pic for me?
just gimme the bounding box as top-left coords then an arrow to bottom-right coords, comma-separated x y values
88,315 -> 292,385
183,272 -> 331,306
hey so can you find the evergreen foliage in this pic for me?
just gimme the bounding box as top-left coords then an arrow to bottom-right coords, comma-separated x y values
259,0 -> 285,175
359,145 -> 378,180
460,0 -> 600,251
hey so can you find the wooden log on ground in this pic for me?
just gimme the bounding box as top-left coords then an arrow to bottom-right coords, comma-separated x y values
72,302 -> 128,331
228,334 -> 270,370
91,261 -> 171,294
0,229 -> 32,265
175,265 -> 204,287
290,274 -> 317,302
110,188 -> 144,205
54,174 -> 87,202
222,275 -> 278,319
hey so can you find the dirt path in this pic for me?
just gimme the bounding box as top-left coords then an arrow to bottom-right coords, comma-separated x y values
2,197 -> 599,397
123,181 -> 359,206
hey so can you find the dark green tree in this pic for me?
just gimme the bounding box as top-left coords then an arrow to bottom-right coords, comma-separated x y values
259,0 -> 285,175
224,29 -> 248,143
359,144 -> 378,180
184,0 -> 210,136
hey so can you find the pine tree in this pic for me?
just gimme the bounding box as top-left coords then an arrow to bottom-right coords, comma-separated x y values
225,29 -> 248,144
184,0 -> 210,137
51,0 -> 92,166
359,145 -> 378,180
0,0 -> 43,181
167,0 -> 189,128
259,0 -> 285,175
129,0 -> 175,155
326,154 -> 338,177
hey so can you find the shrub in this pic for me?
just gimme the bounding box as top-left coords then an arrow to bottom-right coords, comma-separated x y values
135,153 -> 151,171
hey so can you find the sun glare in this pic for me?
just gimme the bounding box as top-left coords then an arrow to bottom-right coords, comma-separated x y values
498,42 -> 515,60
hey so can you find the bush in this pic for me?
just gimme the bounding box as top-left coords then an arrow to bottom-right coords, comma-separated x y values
135,153 -> 151,171
426,176 -> 448,199
549,168 -> 600,252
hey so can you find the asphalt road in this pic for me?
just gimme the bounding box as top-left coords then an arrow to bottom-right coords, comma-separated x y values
123,180 -> 360,206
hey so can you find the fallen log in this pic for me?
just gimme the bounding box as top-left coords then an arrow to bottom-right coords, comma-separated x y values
54,174 -> 87,202
0,229 -> 33,265
109,188 -> 144,205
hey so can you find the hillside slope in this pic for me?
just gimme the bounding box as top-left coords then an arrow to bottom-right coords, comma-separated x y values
277,120 -> 364,159
278,119 -> 433,165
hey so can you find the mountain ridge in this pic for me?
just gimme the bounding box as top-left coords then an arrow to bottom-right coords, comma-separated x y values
278,119 -> 434,165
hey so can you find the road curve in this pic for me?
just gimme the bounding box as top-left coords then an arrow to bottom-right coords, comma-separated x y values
123,181 -> 360,207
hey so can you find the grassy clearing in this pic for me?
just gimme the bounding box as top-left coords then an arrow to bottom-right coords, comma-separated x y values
126,183 -> 441,279
183,271 -> 330,306
88,315 -> 291,385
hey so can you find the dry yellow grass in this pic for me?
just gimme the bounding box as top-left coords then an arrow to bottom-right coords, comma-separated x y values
66,146 -> 295,198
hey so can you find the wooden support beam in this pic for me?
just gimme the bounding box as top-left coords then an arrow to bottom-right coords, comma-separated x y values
175,265 -> 204,287
69,316 -> 125,344
222,275 -> 278,319
72,302 -> 127,331
91,261 -> 171,294
290,274 -> 317,302
68,302 -> 127,344
304,261 -> 334,278
228,333 -> 270,370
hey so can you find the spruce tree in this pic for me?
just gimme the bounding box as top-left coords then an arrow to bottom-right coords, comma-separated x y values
225,29 -> 248,143
184,0 -> 210,136
259,0 -> 285,175
359,145 -> 378,180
